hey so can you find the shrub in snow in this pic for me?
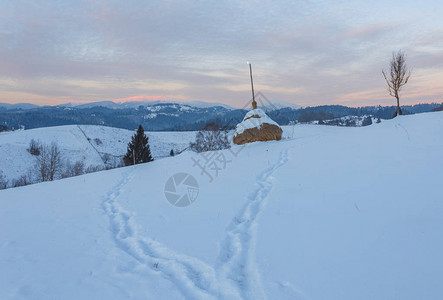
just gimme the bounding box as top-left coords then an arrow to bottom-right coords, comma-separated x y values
85,165 -> 105,174
190,122 -> 230,153
0,171 -> 8,189
102,153 -> 111,164
72,161 -> 85,176
12,175 -> 31,188
28,139 -> 42,156
62,160 -> 85,178
345,119 -> 356,127
362,116 -> 373,126
94,138 -> 102,145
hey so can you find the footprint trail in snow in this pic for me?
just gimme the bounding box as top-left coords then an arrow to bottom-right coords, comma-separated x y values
101,148 -> 290,300
216,149 -> 289,299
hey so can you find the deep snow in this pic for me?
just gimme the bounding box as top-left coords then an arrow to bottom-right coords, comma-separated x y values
0,112 -> 442,299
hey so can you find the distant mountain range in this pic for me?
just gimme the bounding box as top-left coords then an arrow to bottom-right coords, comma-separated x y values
0,100 -> 237,111
0,100 -> 441,131
0,103 -> 40,110
53,100 -> 237,110
0,99 -> 303,111
0,101 -> 243,131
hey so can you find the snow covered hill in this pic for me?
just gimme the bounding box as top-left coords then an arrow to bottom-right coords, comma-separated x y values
0,112 -> 442,299
0,125 -> 196,182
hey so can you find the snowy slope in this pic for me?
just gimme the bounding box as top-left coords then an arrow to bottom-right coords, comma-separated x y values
0,125 -> 197,182
78,125 -> 196,160
0,112 -> 442,300
0,125 -> 104,181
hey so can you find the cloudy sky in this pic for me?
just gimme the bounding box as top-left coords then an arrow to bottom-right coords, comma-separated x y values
1,0 -> 443,107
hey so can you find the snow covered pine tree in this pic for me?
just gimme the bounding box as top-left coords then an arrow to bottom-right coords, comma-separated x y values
123,125 -> 154,166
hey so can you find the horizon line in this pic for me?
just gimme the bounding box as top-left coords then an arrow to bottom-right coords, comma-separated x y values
0,98 -> 441,109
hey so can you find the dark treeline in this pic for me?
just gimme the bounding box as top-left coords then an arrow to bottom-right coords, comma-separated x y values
432,104 -> 443,112
0,102 -> 441,131
266,103 -> 442,124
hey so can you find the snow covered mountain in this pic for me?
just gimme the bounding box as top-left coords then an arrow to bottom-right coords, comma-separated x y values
0,101 -> 241,131
259,99 -> 303,111
1,100 -> 236,111
0,103 -> 40,110
1,112 -> 442,299
0,99 -> 299,111
2,100 -> 440,132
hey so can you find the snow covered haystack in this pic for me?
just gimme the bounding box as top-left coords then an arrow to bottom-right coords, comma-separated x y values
233,108 -> 283,145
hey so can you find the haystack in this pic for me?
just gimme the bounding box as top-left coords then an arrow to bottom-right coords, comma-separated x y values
233,108 -> 283,145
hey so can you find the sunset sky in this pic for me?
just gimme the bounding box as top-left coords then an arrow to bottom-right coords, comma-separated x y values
1,0 -> 443,108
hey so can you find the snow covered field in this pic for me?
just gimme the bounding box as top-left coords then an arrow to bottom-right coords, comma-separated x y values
0,125 -> 196,182
0,112 -> 442,299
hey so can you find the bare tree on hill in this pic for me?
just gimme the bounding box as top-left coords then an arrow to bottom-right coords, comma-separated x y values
35,142 -> 63,182
382,50 -> 412,117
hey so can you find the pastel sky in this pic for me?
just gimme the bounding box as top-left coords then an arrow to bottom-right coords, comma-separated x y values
1,0 -> 443,108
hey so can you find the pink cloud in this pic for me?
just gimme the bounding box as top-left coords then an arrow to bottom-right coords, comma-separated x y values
337,23 -> 393,41
107,95 -> 169,102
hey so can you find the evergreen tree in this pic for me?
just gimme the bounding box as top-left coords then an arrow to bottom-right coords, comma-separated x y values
170,149 -> 175,156
123,125 -> 153,166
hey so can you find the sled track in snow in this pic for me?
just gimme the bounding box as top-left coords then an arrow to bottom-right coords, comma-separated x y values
101,148 -> 290,300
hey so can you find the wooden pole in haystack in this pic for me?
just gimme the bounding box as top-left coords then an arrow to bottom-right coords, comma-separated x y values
248,62 -> 257,109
